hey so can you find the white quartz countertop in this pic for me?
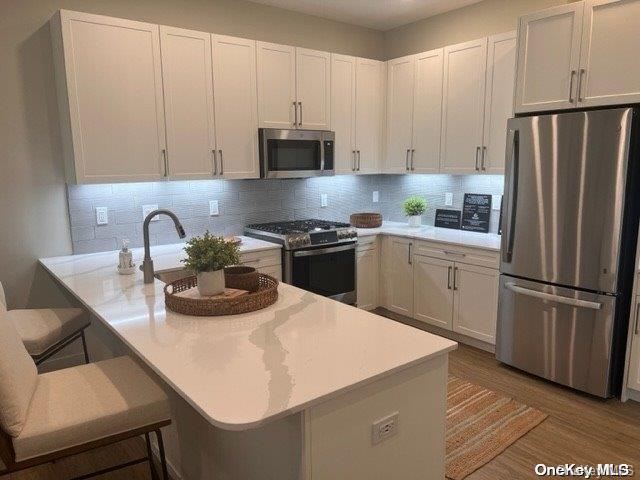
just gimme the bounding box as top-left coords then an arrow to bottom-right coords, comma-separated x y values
357,221 -> 501,251
40,236 -> 456,431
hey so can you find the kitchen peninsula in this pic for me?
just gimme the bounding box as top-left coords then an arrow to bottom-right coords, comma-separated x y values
40,237 -> 456,480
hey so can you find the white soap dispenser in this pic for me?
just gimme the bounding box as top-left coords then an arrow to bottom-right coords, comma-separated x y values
117,239 -> 136,275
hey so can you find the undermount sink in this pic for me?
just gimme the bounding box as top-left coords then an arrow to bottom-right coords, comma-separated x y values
154,268 -> 191,284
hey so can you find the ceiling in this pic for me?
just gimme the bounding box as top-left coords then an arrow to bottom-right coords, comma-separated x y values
248,0 -> 484,31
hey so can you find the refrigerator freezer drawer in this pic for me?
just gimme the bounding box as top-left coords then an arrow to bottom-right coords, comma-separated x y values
496,275 -> 615,397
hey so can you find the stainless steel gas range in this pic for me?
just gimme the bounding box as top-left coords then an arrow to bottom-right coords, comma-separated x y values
244,219 -> 358,304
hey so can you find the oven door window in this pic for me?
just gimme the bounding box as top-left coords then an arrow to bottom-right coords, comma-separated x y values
292,248 -> 355,297
268,139 -> 321,171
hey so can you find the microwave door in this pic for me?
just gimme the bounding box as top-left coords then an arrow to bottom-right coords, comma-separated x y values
259,128 -> 334,178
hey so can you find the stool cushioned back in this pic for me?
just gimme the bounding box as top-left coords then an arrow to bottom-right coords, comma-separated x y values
0,310 -> 38,437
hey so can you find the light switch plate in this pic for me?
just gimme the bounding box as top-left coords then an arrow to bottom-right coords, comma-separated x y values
142,204 -> 159,222
445,192 -> 453,206
209,200 -> 219,216
95,207 -> 108,226
321,193 -> 328,208
492,195 -> 502,210
372,191 -> 379,203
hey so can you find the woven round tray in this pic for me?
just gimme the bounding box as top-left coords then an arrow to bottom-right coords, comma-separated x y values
164,274 -> 279,316
350,212 -> 382,228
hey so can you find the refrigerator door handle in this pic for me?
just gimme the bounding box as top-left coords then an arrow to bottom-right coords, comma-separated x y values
502,129 -> 519,264
505,283 -> 603,310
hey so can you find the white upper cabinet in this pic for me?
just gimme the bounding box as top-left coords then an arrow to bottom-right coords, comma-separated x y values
160,26 -> 216,180
412,49 -> 443,174
211,35 -> 259,179
578,0 -> 640,107
331,54 -> 357,174
355,58 -> 384,174
296,48 -> 331,130
440,38 -> 487,174
52,10 -> 167,183
386,55 -> 415,173
257,42 -> 297,129
514,3 -> 584,113
482,31 -> 517,174
257,42 -> 330,130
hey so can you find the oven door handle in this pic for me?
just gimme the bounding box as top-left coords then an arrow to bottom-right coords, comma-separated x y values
292,243 -> 356,257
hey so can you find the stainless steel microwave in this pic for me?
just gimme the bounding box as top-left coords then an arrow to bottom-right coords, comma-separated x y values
259,128 -> 335,179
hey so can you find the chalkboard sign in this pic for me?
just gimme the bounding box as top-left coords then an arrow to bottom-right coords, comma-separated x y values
461,194 -> 492,233
435,209 -> 461,230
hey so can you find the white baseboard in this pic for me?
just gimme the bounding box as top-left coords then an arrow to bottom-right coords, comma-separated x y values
626,388 -> 640,403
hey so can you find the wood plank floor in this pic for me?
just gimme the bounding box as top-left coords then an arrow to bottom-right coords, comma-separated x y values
6,344 -> 640,479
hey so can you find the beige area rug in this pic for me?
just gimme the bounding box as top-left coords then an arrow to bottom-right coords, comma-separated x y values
446,376 -> 548,480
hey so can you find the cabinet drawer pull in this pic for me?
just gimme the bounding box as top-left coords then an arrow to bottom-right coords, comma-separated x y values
569,70 -> 576,103
218,149 -> 224,175
408,243 -> 412,265
162,149 -> 168,178
357,150 -> 361,171
578,69 -> 586,103
212,149 -> 217,176
475,146 -> 480,171
405,149 -> 410,170
481,146 -> 487,171
447,266 -> 452,290
411,149 -> 415,171
453,267 -> 458,290
443,250 -> 466,257
635,302 -> 640,336
293,101 -> 298,127
352,150 -> 356,171
298,101 -> 302,126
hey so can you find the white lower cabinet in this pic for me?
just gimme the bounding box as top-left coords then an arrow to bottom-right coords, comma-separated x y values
452,263 -> 499,344
380,235 -> 499,346
356,240 -> 379,311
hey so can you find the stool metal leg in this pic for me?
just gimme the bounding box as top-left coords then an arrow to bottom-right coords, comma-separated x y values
145,432 -> 159,480
155,429 -> 169,480
80,330 -> 90,364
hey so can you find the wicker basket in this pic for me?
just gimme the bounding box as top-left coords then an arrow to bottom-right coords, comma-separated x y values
165,274 -> 278,316
224,266 -> 259,292
350,212 -> 382,228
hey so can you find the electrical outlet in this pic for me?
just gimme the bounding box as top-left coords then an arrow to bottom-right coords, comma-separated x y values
445,192 -> 453,206
372,191 -> 379,203
492,195 -> 502,210
142,204 -> 159,222
209,200 -> 219,216
95,207 -> 108,226
321,193 -> 328,208
372,412 -> 399,445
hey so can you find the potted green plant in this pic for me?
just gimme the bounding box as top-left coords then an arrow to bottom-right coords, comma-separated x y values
182,232 -> 241,296
403,196 -> 427,227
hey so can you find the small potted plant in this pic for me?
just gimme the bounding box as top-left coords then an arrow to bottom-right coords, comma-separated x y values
182,232 -> 241,296
403,196 -> 427,227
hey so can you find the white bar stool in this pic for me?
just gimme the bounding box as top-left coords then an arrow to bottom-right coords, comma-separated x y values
0,309 -> 171,479
0,282 -> 90,366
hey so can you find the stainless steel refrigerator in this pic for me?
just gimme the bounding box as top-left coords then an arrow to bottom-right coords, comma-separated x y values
496,107 -> 640,398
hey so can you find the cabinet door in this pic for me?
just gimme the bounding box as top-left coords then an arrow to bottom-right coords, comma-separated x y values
357,247 -> 379,311
257,264 -> 282,281
55,11 -> 166,183
296,48 -> 331,130
160,26 -> 216,180
441,38 -> 487,174
626,297 -> 640,392
385,56 -> 415,173
412,49 -> 443,174
453,264 -> 499,344
514,3 -> 584,113
212,35 -> 259,179
482,31 -> 517,174
257,41 -> 296,128
578,0 -> 640,107
331,54 -> 356,174
381,236 -> 414,317
355,58 -> 384,174
413,256 -> 454,330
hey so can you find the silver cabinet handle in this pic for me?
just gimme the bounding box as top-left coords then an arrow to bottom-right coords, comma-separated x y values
475,146 -> 481,171
481,146 -> 487,171
506,283 -> 603,310
218,149 -> 224,175
577,68 -> 586,103
298,101 -> 302,126
162,149 -> 168,177
293,101 -> 298,127
569,70 -> 576,103
357,150 -> 361,171
635,301 -> 640,335
212,149 -> 218,176
352,150 -> 356,171
443,250 -> 466,257
453,266 -> 458,290
411,149 -> 415,171
405,149 -> 410,171
447,266 -> 452,290
408,243 -> 412,265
